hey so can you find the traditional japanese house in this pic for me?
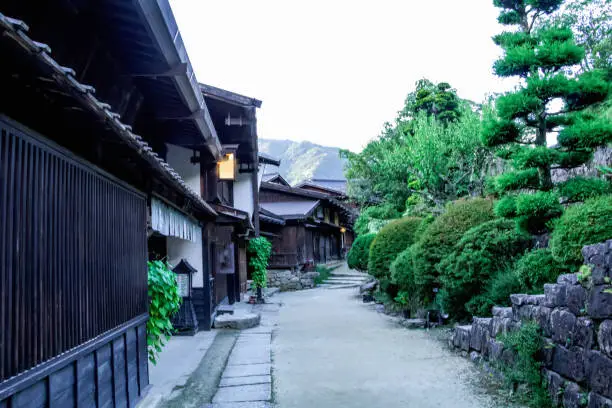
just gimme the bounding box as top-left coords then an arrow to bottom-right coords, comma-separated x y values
0,1 -> 223,406
294,178 -> 348,198
259,181 -> 356,270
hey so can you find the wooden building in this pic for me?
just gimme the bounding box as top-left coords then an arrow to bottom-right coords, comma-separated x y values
259,181 -> 356,270
0,0 -> 270,406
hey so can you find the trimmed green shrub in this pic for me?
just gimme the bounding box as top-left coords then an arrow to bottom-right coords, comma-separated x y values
368,217 -> 423,280
412,198 -> 496,303
495,168 -> 540,193
347,233 -> 376,271
464,268 -> 524,317
390,245 -> 417,293
495,195 -> 517,218
515,248 -> 571,291
354,204 -> 401,236
551,195 -> 612,267
556,177 -> 611,203
515,191 -> 563,234
439,219 -> 531,320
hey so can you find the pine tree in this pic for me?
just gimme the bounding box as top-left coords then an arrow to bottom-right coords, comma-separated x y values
483,0 -> 611,233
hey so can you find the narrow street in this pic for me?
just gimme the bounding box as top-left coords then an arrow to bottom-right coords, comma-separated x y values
272,265 -> 505,408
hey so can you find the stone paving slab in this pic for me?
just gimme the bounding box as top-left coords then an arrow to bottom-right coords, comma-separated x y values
222,363 -> 271,378
212,383 -> 272,403
219,375 -> 271,387
227,350 -> 271,366
206,402 -> 273,408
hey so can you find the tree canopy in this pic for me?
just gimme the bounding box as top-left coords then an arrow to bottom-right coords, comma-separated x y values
483,0 -> 611,232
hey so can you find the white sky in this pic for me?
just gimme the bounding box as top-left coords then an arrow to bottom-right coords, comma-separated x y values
169,0 -> 517,152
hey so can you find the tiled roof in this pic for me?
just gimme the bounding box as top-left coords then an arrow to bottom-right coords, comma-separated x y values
295,179 -> 347,195
260,200 -> 320,219
0,13 -> 216,216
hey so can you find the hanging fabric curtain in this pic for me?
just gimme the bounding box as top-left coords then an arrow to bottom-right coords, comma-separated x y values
151,197 -> 201,242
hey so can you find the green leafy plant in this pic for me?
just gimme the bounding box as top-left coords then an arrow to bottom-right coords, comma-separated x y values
439,219 -> 531,320
499,322 -> 552,408
147,260 -> 182,364
464,268 -> 525,317
314,264 -> 332,285
248,237 -> 272,292
556,176 -> 611,202
516,248 -> 571,291
412,198 -> 496,303
550,195 -> 612,267
347,233 -> 377,271
368,217 -> 423,280
353,204 -> 401,236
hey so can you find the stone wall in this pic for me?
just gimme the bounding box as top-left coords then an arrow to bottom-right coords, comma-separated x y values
451,240 -> 612,408
267,269 -> 320,291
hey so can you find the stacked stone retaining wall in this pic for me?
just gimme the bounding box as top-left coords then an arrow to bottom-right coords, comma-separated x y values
451,240 -> 612,408
267,269 -> 320,291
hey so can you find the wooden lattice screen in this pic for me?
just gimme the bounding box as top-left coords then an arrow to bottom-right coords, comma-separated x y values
0,117 -> 148,383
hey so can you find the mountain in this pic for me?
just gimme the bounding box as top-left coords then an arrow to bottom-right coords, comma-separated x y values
258,139 -> 347,185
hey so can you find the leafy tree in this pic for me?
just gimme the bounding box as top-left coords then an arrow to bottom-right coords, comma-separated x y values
343,82 -> 492,211
483,0 -> 611,233
400,79 -> 464,125
404,109 -> 494,209
541,0 -> 612,73
353,204 -> 401,236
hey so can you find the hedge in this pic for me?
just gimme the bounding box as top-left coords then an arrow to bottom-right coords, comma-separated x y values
550,195 -> 612,267
347,233 -> 376,271
515,248 -> 570,291
438,218 -> 531,320
367,217 -> 423,280
412,198 -> 496,303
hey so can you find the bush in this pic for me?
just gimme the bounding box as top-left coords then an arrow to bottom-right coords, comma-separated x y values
439,219 -> 531,320
391,245 -> 417,292
368,217 -> 423,280
464,268 -> 524,317
500,322 -> 551,408
556,177 -> 611,203
347,233 -> 376,271
495,195 -> 517,218
147,260 -> 182,364
515,248 -> 570,291
354,204 -> 401,236
515,191 -> 563,234
412,198 -> 496,303
551,195 -> 612,267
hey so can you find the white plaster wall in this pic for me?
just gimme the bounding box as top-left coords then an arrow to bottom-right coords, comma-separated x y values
165,144 -> 200,193
167,234 -> 204,287
233,172 -> 254,218
165,144 -> 204,288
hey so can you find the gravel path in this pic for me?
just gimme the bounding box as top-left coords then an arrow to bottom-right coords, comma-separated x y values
272,272 -> 514,408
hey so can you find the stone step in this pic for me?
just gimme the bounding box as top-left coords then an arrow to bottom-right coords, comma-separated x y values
325,283 -> 362,289
330,273 -> 369,278
326,277 -> 368,282
214,313 -> 261,330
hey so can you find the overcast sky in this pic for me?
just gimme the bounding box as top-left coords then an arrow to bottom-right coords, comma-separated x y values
169,0 -> 516,152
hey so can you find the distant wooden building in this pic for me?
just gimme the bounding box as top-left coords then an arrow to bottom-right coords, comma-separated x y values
259,181 -> 355,270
